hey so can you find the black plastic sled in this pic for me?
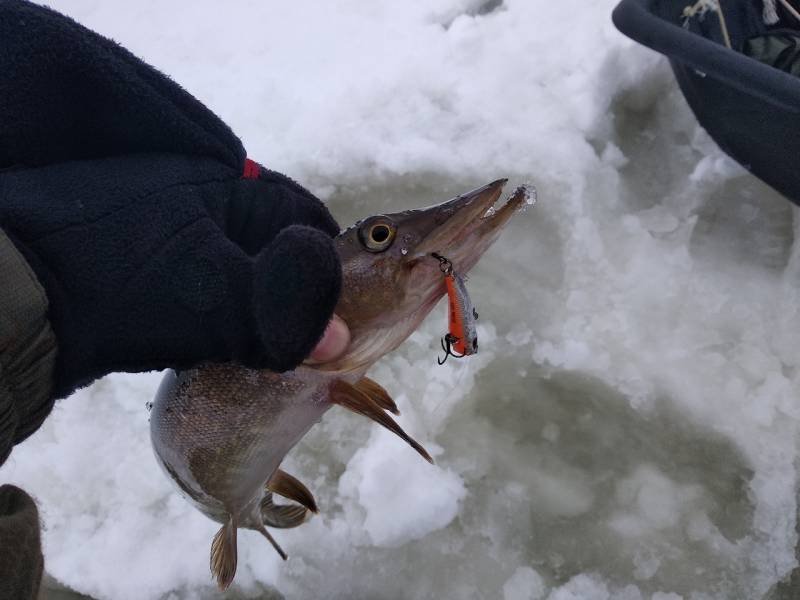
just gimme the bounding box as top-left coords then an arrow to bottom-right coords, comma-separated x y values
613,0 -> 800,205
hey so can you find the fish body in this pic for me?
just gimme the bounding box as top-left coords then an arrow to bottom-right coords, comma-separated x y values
150,181 -> 529,589
151,366 -> 335,525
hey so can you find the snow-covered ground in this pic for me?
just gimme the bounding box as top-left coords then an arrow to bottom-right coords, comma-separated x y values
2,0 -> 800,598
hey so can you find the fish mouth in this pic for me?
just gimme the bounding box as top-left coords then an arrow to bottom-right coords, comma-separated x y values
409,179 -> 530,271
395,179 -> 531,340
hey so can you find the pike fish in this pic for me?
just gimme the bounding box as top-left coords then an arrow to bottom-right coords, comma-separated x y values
150,179 -> 528,589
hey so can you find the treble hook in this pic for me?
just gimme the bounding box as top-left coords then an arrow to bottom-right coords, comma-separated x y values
431,252 -> 453,275
437,333 -> 465,365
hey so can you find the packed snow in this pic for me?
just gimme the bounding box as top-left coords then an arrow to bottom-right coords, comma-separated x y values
2,0 -> 800,598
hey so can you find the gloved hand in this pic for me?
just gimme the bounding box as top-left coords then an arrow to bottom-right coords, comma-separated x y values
0,0 -> 346,403
0,3 -> 346,599
0,155 -> 343,400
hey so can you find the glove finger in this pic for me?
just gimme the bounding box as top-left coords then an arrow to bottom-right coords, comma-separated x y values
253,225 -> 342,372
206,169 -> 340,256
0,392 -> 17,466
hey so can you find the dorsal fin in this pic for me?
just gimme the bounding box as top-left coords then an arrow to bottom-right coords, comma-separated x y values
330,380 -> 433,464
210,516 -> 238,590
267,469 -> 318,513
354,377 -> 400,415
261,492 -> 312,529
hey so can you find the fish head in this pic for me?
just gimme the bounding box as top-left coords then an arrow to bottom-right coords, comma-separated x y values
315,179 -> 528,373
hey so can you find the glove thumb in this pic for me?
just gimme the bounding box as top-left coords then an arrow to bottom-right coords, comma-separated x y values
252,225 -> 342,372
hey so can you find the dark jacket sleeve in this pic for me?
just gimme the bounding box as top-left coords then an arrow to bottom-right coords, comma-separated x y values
0,226 -> 57,463
0,227 -> 52,600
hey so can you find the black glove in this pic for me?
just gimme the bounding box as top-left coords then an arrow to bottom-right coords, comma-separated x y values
0,3 -> 342,596
0,0 -> 343,402
1,156 -> 342,399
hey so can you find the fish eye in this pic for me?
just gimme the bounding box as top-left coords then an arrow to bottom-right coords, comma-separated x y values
371,225 -> 391,243
359,218 -> 397,252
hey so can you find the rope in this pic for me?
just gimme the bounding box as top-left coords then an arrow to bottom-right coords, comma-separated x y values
682,0 -> 714,21
717,0 -> 732,48
776,0 -> 800,24
681,0 -> 731,48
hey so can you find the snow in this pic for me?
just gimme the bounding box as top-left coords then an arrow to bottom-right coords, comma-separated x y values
2,0 -> 800,598
338,435 -> 467,547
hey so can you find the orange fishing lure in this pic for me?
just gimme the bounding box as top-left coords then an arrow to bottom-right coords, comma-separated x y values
433,253 -> 478,364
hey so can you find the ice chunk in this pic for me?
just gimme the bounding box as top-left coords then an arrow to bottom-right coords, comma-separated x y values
338,432 -> 466,547
502,566 -> 547,600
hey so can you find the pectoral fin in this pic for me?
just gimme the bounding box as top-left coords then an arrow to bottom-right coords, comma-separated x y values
210,516 -> 238,590
261,491 -> 312,529
267,469 -> 318,513
331,380 -> 433,464
355,377 -> 399,415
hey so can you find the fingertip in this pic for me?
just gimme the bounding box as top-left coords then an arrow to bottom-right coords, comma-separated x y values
308,315 -> 350,363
